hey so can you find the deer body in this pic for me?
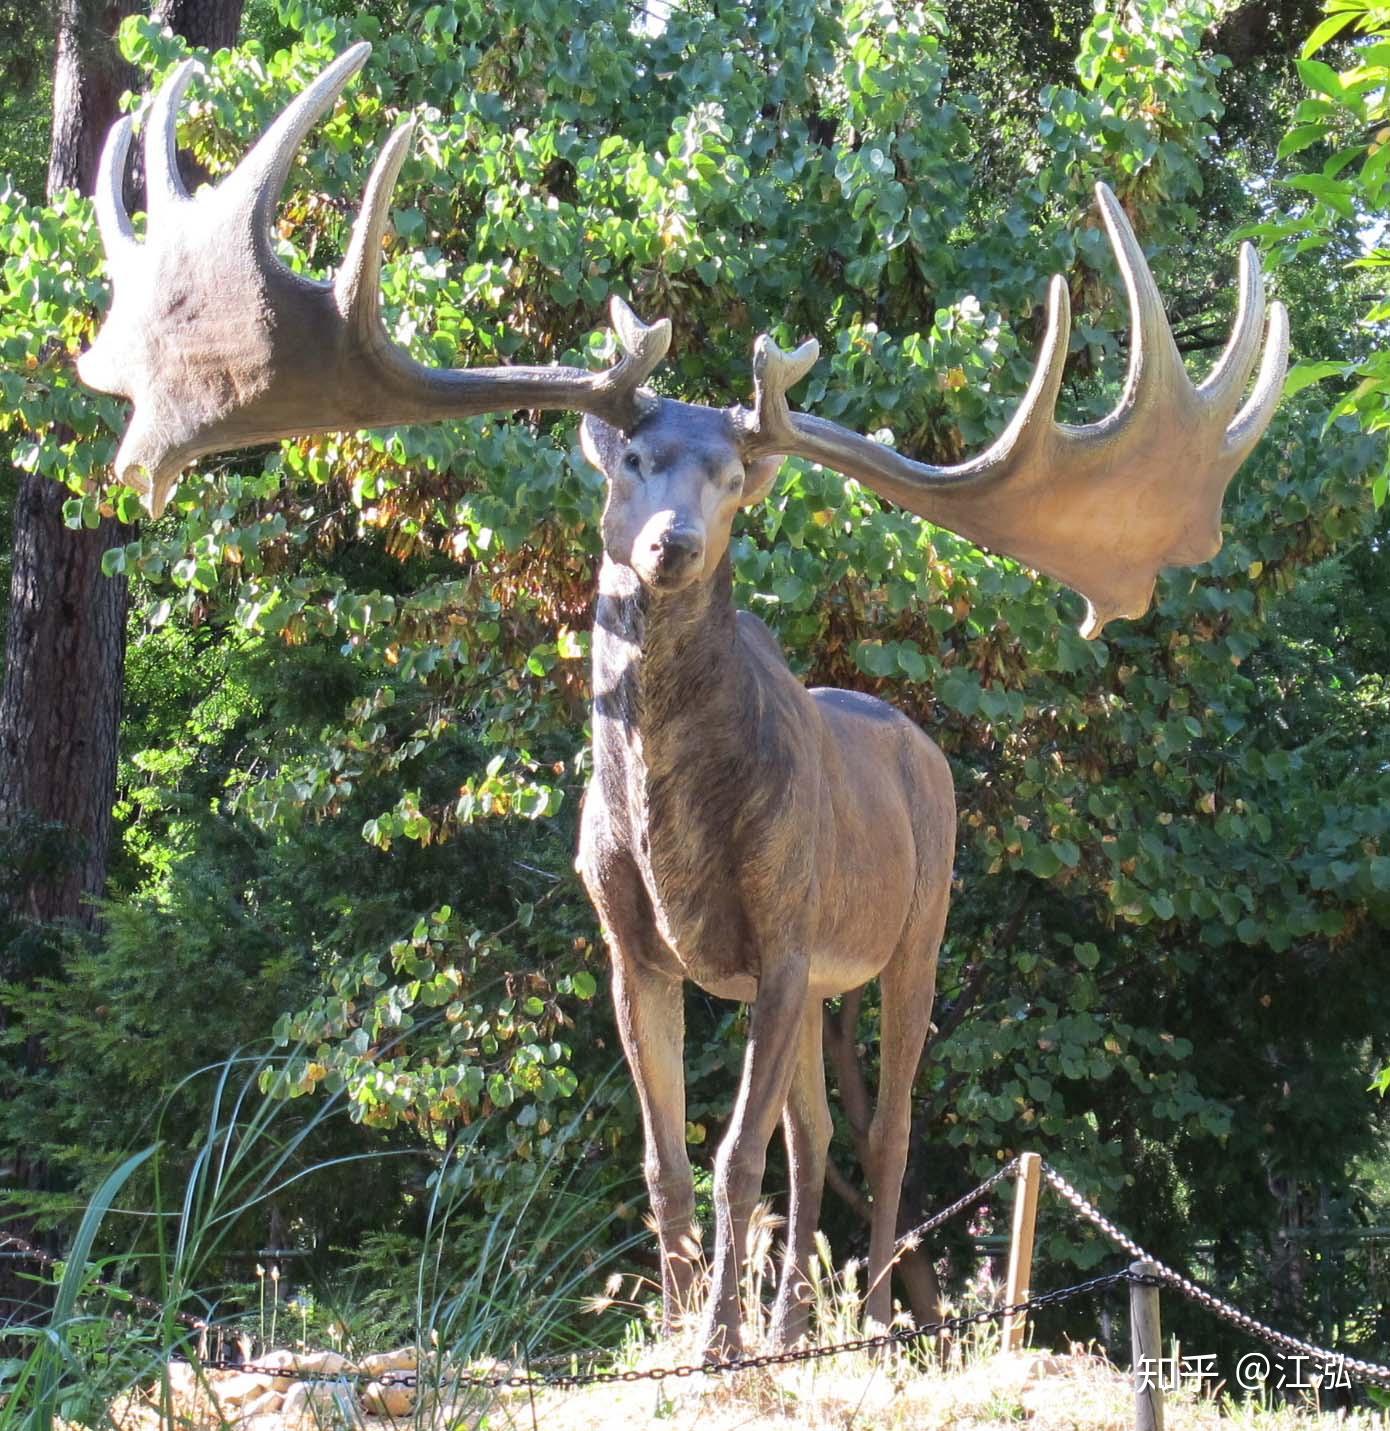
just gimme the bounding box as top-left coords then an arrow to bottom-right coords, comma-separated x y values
77,42 -> 1287,1365
584,555 -> 952,1004
576,403 -> 955,1350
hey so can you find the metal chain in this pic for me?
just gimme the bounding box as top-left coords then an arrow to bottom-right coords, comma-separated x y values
0,1233 -> 208,1332
22,1157 -> 1388,1391
895,1157 -> 1020,1249
1040,1162 -> 1390,1388
195,1272 -> 1130,1392
3,1163 -> 1018,1368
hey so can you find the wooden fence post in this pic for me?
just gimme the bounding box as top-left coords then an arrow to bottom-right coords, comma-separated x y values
1130,1258 -> 1164,1431
1002,1151 -> 1042,1352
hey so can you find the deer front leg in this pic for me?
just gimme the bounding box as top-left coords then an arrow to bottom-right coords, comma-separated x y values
701,952 -> 810,1357
609,945 -> 699,1330
581,835 -> 697,1330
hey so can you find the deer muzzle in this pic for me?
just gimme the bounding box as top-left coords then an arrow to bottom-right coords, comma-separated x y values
634,518 -> 706,591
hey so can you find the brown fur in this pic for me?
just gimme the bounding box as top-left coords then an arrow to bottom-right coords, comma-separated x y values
576,402 -> 956,1354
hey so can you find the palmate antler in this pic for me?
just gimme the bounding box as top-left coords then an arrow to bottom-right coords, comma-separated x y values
79,44 -> 1286,636
77,43 -> 669,516
733,186 -> 1288,635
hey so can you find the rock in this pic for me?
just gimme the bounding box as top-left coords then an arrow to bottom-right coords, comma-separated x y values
216,1371 -> 275,1407
237,1387 -> 284,1421
282,1379 -> 361,1427
279,1381 -> 313,1420
294,1350 -> 356,1377
163,1361 -> 197,1395
360,1346 -> 417,1376
255,1348 -> 304,1393
362,1379 -> 415,1418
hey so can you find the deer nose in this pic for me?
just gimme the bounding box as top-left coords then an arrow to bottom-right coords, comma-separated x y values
650,527 -> 704,573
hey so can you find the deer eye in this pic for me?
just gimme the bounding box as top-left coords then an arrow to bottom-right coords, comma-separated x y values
622,451 -> 643,478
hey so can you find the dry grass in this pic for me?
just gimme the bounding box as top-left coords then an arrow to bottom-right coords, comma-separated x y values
100,1342 -> 1389,1431
86,1215 -> 1390,1431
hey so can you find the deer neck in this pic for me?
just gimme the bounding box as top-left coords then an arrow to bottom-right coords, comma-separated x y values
589,553 -> 783,986
590,552 -> 753,781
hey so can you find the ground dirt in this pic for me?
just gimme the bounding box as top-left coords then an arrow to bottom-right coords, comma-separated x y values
93,1344 -> 1384,1431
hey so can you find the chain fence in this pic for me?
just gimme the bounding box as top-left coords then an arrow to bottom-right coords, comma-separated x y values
0,1231 -> 208,1331
9,1154 -> 1390,1393
894,1155 -> 1019,1249
1039,1162 -> 1390,1390
196,1271 -> 1133,1391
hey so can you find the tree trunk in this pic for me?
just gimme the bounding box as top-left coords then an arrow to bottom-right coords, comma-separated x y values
48,0 -> 139,200
823,992 -> 945,1325
0,0 -> 139,930
0,0 -> 246,928
152,0 -> 244,49
0,0 -> 245,1323
0,485 -> 130,925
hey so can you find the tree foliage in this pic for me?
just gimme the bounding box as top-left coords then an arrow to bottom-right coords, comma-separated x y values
1249,0 -> 1390,504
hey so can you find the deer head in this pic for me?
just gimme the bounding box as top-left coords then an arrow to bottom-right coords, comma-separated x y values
78,45 -> 1288,633
576,326 -> 816,592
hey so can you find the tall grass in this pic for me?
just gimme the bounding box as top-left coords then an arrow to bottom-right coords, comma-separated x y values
0,1044 -> 640,1431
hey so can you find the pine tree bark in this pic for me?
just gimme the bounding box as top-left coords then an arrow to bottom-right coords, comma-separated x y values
0,0 -> 138,929
0,0 -> 246,1326
0,0 -> 246,929
152,0 -> 243,50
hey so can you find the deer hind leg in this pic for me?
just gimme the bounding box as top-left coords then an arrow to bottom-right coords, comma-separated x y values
769,999 -> 832,1349
864,884 -> 949,1331
701,952 -> 810,1357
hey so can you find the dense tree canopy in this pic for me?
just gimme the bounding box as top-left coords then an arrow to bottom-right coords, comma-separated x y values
0,0 -> 1387,1366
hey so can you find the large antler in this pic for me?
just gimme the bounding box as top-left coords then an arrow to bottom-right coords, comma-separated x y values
78,44 -> 669,516
733,185 -> 1288,636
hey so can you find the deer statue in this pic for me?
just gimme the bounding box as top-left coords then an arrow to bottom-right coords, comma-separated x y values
77,46 -> 1287,1355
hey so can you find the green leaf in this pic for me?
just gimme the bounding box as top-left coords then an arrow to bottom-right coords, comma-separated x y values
1296,58 -> 1346,101
897,643 -> 928,681
52,1146 -> 158,1334
1278,123 -> 1329,159
1283,173 -> 1357,218
1022,845 -> 1063,879
1301,10 -> 1358,58
1283,360 -> 1347,398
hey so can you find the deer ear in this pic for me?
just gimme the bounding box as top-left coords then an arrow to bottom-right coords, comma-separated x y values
584,417 -> 612,472
740,455 -> 783,507
579,415 -> 611,473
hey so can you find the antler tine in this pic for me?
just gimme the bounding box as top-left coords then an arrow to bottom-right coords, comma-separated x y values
1197,242 -> 1266,423
737,333 -> 820,455
230,41 -> 372,242
1224,296 -> 1290,465
977,271 -> 1070,461
335,118 -> 415,343
594,296 -> 672,425
1093,183 -> 1186,415
146,59 -> 201,213
93,115 -> 138,265
78,44 -> 702,512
